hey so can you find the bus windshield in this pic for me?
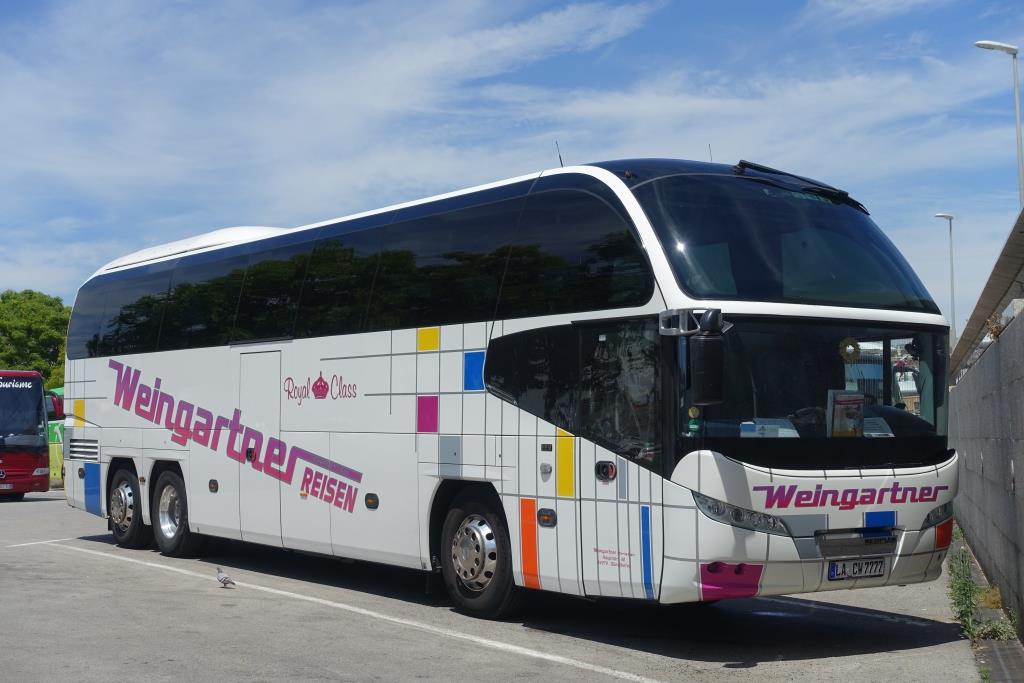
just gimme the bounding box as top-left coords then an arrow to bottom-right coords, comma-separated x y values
0,375 -> 46,449
677,317 -> 949,470
631,173 -> 939,313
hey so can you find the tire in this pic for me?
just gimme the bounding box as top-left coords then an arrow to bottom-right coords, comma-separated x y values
109,469 -> 151,548
0,493 -> 25,502
440,490 -> 522,619
151,470 -> 203,557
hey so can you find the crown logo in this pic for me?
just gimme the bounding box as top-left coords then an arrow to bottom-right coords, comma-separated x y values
312,372 -> 329,400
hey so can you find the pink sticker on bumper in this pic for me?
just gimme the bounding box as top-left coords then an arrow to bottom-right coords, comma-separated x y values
700,561 -> 764,601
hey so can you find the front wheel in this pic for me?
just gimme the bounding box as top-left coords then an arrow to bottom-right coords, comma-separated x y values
109,468 -> 151,548
151,470 -> 203,557
440,491 -> 521,619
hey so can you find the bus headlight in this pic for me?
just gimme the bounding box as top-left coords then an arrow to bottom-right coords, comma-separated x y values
692,491 -> 790,536
922,501 -> 954,529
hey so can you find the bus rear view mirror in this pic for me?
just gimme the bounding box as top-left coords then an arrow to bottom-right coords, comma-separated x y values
690,309 -> 726,406
46,392 -> 65,421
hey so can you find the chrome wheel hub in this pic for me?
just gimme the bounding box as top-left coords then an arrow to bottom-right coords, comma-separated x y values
451,513 -> 498,592
157,485 -> 182,539
109,480 -> 134,531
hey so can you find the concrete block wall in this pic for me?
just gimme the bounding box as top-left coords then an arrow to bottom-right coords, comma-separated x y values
949,314 -> 1024,628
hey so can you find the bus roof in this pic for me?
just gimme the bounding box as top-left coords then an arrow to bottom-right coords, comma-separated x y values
89,158 -> 832,279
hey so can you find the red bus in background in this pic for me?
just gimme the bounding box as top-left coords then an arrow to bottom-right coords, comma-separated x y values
0,370 -> 54,501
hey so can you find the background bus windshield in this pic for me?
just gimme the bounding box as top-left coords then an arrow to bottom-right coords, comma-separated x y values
0,376 -> 46,447
632,173 -> 939,313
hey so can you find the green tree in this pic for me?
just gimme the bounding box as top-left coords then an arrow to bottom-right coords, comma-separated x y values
0,290 -> 71,389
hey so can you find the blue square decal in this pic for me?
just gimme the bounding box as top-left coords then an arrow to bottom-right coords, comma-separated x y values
864,510 -> 896,529
463,351 -> 485,391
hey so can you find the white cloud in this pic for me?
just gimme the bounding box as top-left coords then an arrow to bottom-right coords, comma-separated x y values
797,0 -> 953,29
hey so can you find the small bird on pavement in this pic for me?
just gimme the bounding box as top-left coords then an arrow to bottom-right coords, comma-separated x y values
216,567 -> 236,588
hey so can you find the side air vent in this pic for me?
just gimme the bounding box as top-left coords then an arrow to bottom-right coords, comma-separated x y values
68,439 -> 99,460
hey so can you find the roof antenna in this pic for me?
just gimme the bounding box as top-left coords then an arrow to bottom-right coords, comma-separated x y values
555,140 -> 564,168
708,144 -> 713,162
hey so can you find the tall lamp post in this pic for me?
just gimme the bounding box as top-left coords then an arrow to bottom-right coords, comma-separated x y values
935,213 -> 957,341
976,40 -> 1023,208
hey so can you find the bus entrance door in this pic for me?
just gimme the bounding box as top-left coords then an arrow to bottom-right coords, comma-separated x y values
577,319 -> 663,601
238,351 -> 282,547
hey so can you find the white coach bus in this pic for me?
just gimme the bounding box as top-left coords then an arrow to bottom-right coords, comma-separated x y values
63,159 -> 956,617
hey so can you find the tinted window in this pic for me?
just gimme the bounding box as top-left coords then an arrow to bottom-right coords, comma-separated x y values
632,174 -> 939,313
496,180 -> 653,319
365,198 -> 525,331
485,317 -> 663,472
232,237 -> 314,342
66,262 -> 174,359
577,318 -> 661,469
295,225 -> 383,338
159,248 -> 248,350
67,279 -> 108,359
484,325 -> 577,431
98,263 -> 175,356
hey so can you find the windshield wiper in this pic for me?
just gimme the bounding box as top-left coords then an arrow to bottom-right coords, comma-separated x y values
733,159 -> 868,214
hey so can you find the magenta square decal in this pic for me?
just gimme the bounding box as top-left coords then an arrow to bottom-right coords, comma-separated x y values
417,395 -> 439,433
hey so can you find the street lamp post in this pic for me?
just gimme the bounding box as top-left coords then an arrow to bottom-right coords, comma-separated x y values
976,40 -> 1023,208
935,213 -> 957,341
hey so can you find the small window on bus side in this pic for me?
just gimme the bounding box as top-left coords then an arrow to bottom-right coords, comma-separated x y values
159,248 -> 248,351
231,238 -> 314,342
496,181 -> 653,320
484,325 -> 578,432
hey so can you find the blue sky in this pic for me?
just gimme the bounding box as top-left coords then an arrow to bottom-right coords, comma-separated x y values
1,0 -> 1023,334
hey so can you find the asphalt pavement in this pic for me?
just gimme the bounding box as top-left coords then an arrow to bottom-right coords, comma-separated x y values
0,492 -> 980,681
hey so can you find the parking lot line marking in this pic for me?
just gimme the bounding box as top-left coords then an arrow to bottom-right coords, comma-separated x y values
47,542 -> 661,683
6,537 -> 75,548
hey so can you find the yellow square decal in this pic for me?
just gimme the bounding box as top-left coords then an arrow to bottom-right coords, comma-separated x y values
417,327 -> 440,352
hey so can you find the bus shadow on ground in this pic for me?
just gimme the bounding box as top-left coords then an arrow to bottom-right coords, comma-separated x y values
75,532 -> 964,666
519,594 -> 965,666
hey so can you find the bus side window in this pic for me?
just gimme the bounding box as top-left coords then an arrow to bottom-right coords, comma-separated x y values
365,198 -> 524,332
67,278 -> 109,359
160,248 -> 248,351
91,260 -> 176,357
231,237 -> 315,342
484,326 -> 577,432
496,186 -> 653,320
576,319 -> 661,471
484,319 -> 662,473
295,216 -> 389,339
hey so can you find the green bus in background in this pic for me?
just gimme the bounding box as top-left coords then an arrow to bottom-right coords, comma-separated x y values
44,387 -> 64,486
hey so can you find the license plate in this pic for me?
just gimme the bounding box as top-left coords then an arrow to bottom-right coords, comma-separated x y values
0,483 -> 13,490
828,557 -> 886,581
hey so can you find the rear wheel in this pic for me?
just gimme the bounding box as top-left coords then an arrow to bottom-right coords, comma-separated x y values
440,490 -> 521,619
0,493 -> 25,502
109,468 -> 151,549
151,470 -> 203,557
